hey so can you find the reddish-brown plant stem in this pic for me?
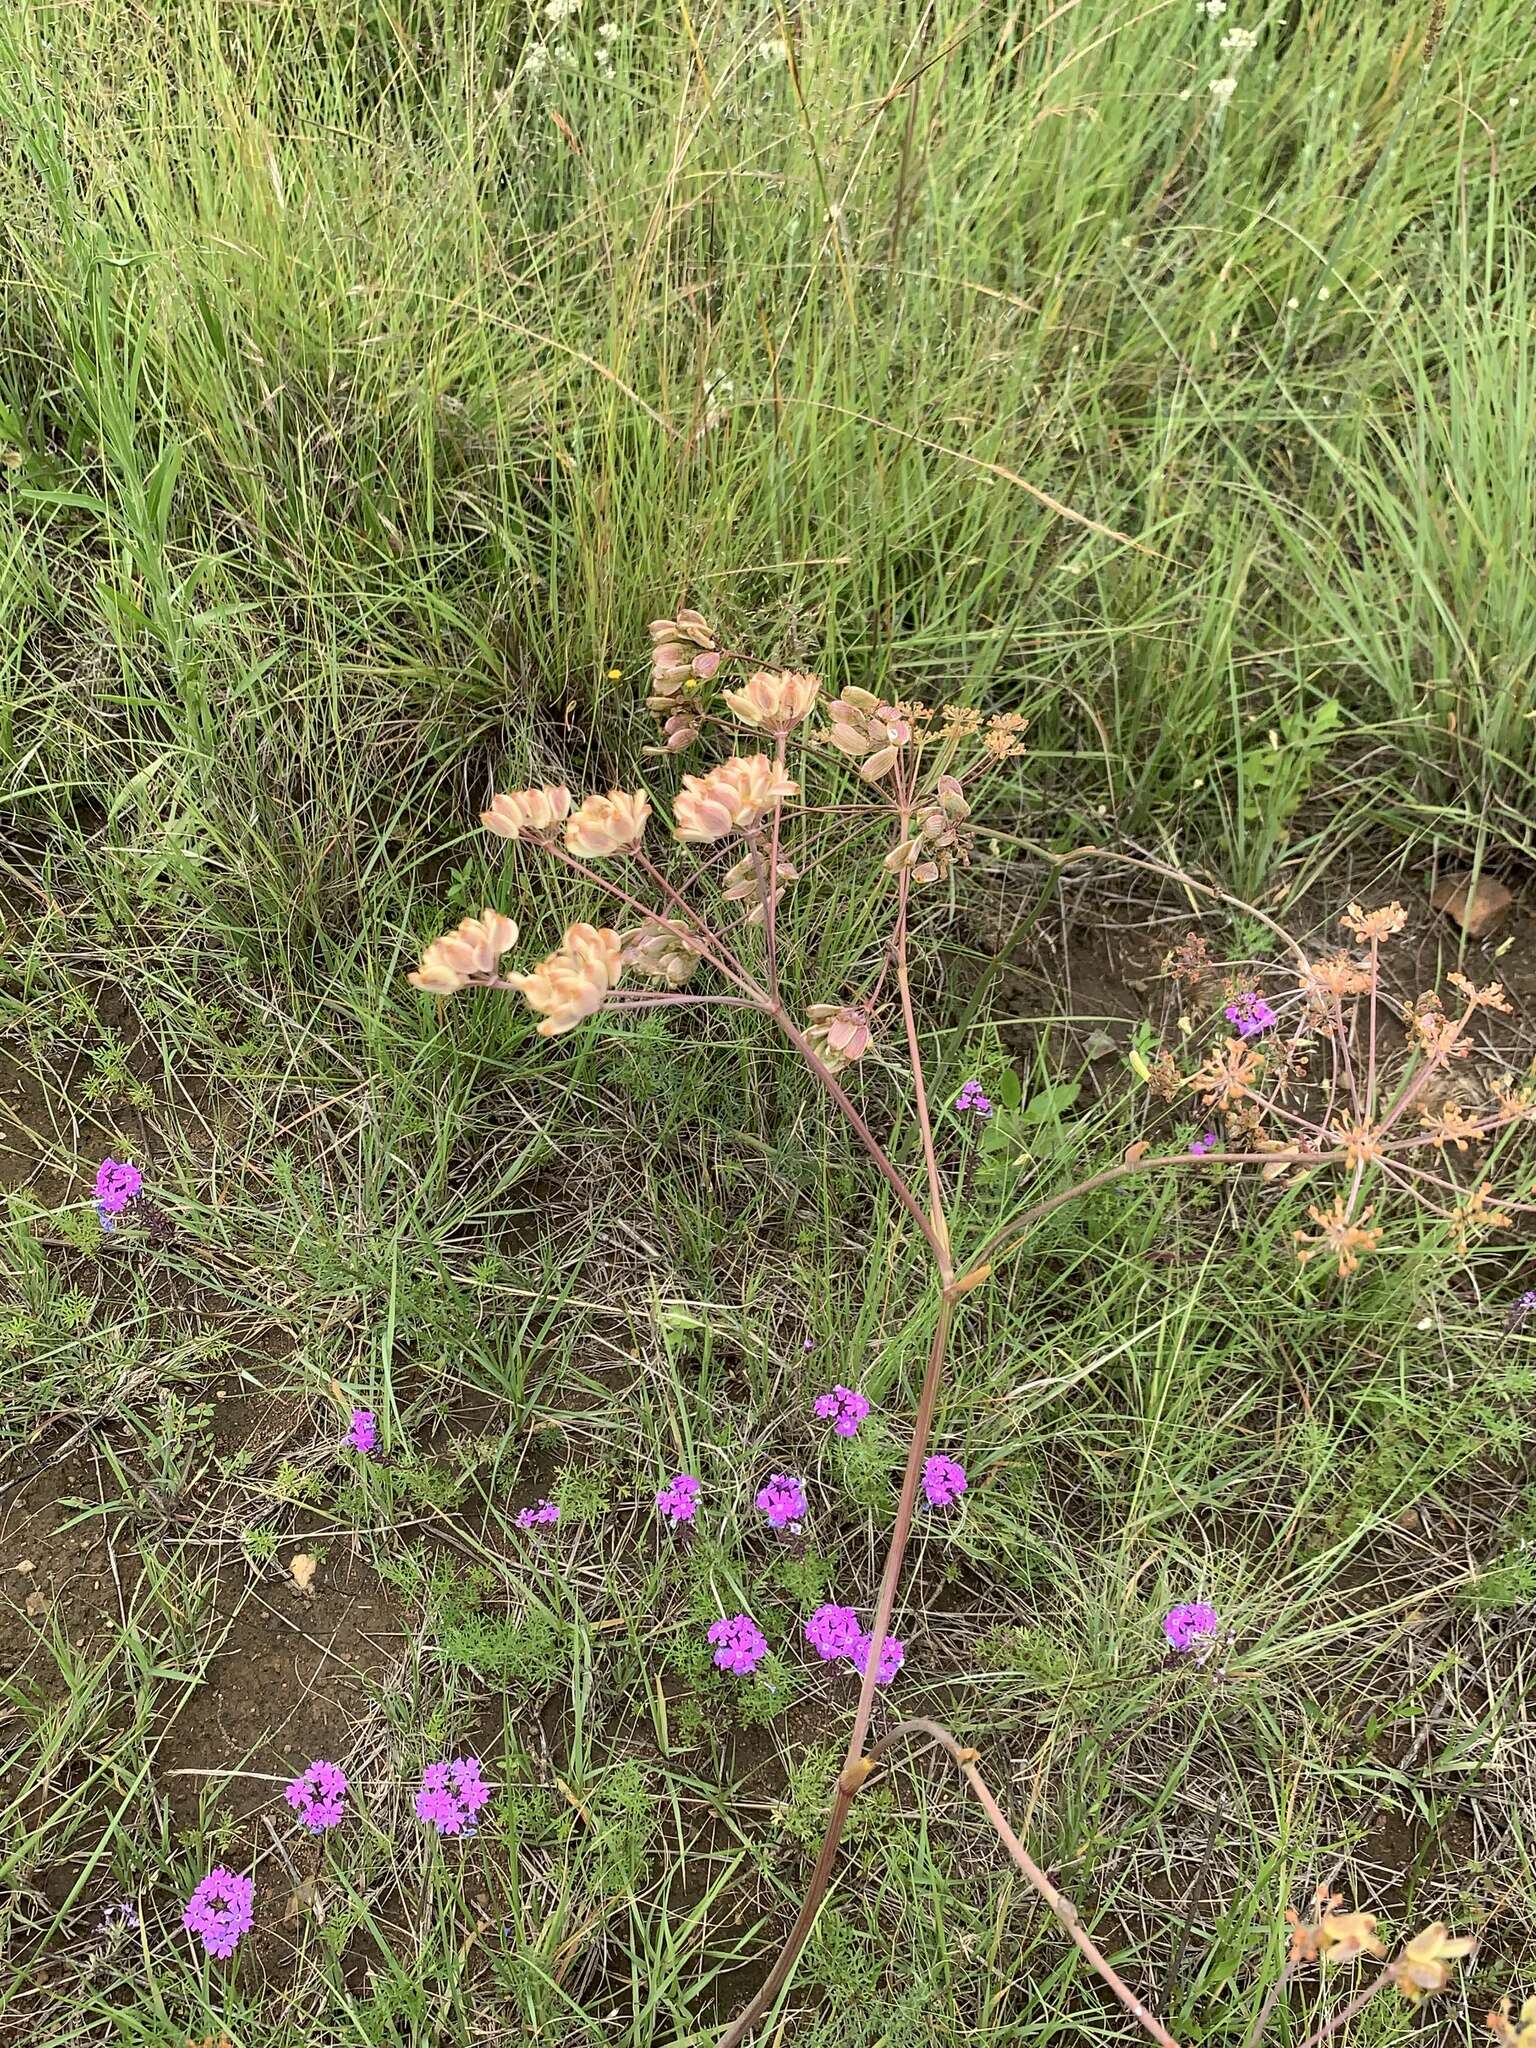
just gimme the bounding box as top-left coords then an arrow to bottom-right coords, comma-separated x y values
865,1718 -> 1183,2048
1244,1955 -> 1298,2048
717,1292 -> 956,2048
893,864 -> 952,1272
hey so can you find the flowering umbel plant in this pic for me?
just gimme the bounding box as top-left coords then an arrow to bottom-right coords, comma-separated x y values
404,607 -> 1529,2048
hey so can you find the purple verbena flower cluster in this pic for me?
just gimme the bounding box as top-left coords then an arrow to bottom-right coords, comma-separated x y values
955,1079 -> 993,1119
708,1613 -> 768,1675
1163,1601 -> 1220,1652
922,1454 -> 967,1508
181,1867 -> 255,1958
414,1756 -> 491,1836
94,1157 -> 142,1231
346,1408 -> 377,1455
754,1473 -> 807,1529
804,1604 -> 903,1685
515,1499 -> 560,1530
1224,992 -> 1277,1039
1188,1130 -> 1218,1157
655,1472 -> 700,1523
284,1758 -> 348,1832
812,1385 -> 871,1437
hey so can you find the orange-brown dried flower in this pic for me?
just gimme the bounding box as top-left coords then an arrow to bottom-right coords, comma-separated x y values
674,755 -> 799,841
565,789 -> 651,858
1332,1121 -> 1385,1168
1298,951 -> 1375,1021
1450,1181 -> 1512,1247
1420,1099 -> 1484,1152
884,775 -> 971,884
408,911 -> 519,995
1286,1897 -> 1386,1966
481,786 -> 572,841
1192,1037 -> 1263,1108
1295,1199 -> 1382,1277
723,670 -> 821,733
1449,971 -> 1514,1014
1341,901 -> 1408,942
1146,1048 -> 1183,1102
1489,1994 -> 1536,2046
1390,1924 -> 1475,2003
507,923 -> 623,1036
983,712 -> 1029,760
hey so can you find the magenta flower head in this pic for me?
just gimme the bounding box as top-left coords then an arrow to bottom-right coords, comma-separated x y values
94,1157 -> 143,1231
922,1454 -> 967,1508
515,1498 -> 560,1531
851,1629 -> 905,1686
1224,993 -> 1277,1039
1163,1601 -> 1220,1652
955,1079 -> 993,1119
284,1759 -> 348,1832
754,1473 -> 807,1529
1188,1130 -> 1218,1157
812,1386 -> 871,1438
708,1613 -> 767,1675
181,1867 -> 254,1958
655,1473 -> 700,1524
414,1756 -> 491,1836
804,1603 -> 862,1662
346,1409 -> 377,1455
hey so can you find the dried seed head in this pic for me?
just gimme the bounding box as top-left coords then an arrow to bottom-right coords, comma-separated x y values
825,690 -> 912,782
674,755 -> 799,841
721,851 -> 798,924
648,609 -> 716,651
1340,900 -> 1409,943
1489,1995 -> 1536,2047
1390,1925 -> 1475,2004
723,669 -> 822,733
804,1002 -> 874,1071
408,911 -> 520,994
622,920 -> 702,986
507,923 -> 624,1035
1294,1199 -> 1381,1277
565,789 -> 652,858
481,786 -> 572,840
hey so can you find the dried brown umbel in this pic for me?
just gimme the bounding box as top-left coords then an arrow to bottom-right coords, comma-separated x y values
674,755 -> 798,841
481,786 -> 572,841
803,1003 -> 874,1073
408,911 -> 519,994
622,920 -> 701,987
723,669 -> 821,733
506,923 -> 623,1035
565,789 -> 651,859
825,686 -> 914,782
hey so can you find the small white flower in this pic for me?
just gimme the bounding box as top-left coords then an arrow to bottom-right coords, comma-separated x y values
1202,0 -> 1227,15
1209,75 -> 1237,108
1221,25 -> 1258,54
1317,285 -> 1330,300
544,0 -> 580,19
524,42 -> 550,75
755,37 -> 787,63
1285,296 -> 1299,309
598,18 -> 618,34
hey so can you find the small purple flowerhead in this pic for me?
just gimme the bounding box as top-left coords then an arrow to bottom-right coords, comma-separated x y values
804,1603 -> 862,1662
346,1409 -> 377,1455
284,1759 -> 348,1833
812,1385 -> 871,1437
414,1756 -> 491,1836
1163,1601 -> 1221,1652
708,1613 -> 767,1676
754,1473 -> 807,1529
515,1498 -> 560,1531
181,1867 -> 254,1958
1188,1130 -> 1218,1157
802,1336 -> 815,1352
955,1079 -> 993,1119
922,1454 -> 967,1509
95,1158 -> 143,1215
1224,993 -> 1277,1040
851,1629 -> 905,1686
655,1473 -> 700,1524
